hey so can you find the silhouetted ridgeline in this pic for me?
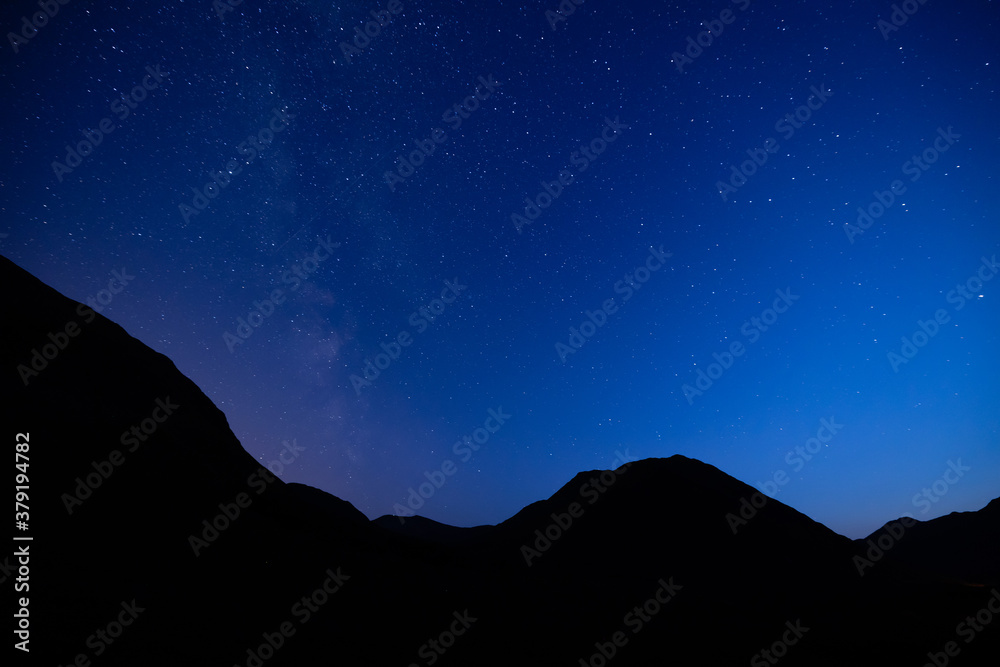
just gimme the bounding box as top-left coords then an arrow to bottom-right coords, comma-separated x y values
3,254 -> 998,666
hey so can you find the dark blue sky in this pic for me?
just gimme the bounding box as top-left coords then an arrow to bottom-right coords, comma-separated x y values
3,0 -> 998,538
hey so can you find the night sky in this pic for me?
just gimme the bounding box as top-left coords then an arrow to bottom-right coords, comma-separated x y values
3,0 -> 998,538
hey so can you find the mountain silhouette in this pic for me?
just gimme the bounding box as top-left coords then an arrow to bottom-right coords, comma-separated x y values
3,254 -> 998,666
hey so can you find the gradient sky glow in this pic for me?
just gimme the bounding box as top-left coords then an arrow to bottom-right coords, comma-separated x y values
2,0 -> 998,538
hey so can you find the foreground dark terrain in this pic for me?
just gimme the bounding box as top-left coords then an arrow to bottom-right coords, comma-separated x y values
3,254 -> 999,666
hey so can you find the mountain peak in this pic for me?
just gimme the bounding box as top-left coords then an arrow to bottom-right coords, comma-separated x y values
6,255 -> 1000,666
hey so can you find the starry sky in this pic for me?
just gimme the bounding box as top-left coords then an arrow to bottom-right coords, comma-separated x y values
3,0 -> 998,538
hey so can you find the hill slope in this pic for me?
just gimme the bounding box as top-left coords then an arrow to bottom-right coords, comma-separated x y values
3,254 -> 998,666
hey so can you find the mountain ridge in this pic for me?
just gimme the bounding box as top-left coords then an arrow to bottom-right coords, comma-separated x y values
4,253 -> 999,666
